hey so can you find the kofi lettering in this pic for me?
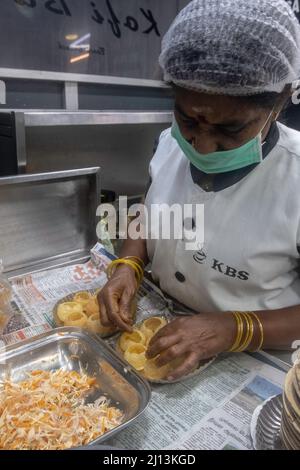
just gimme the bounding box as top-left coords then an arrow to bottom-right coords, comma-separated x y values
14,0 -> 161,38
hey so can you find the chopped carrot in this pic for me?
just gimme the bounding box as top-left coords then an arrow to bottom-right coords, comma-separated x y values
0,369 -> 123,450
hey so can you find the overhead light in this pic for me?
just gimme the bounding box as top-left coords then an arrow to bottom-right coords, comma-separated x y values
70,52 -> 90,64
70,33 -> 91,51
65,34 -> 79,41
70,45 -> 91,51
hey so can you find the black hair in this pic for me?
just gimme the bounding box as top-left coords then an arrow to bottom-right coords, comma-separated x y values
169,80 -> 292,114
241,87 -> 293,125
240,89 -> 290,110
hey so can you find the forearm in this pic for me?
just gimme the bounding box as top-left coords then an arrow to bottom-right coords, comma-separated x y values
118,193 -> 149,266
245,305 -> 300,351
119,238 -> 149,266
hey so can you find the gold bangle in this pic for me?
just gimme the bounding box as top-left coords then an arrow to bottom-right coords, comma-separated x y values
235,312 -> 254,352
238,312 -> 254,352
231,311 -> 249,352
123,256 -> 145,268
249,312 -> 264,351
116,259 -> 144,278
228,312 -> 244,352
122,260 -> 144,283
106,259 -> 144,284
107,259 -> 143,283
231,312 -> 244,352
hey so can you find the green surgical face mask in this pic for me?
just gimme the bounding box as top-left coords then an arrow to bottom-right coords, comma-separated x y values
171,114 -> 273,174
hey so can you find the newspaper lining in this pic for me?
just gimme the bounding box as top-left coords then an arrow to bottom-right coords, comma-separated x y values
0,243 -> 286,450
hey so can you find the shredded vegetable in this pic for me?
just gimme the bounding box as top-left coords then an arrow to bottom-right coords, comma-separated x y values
0,369 -> 123,450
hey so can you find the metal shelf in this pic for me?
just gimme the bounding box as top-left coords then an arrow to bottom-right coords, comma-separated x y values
0,109 -> 173,174
22,111 -> 173,127
0,67 -> 169,89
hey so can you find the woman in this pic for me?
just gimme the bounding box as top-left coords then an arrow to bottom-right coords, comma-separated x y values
98,0 -> 300,380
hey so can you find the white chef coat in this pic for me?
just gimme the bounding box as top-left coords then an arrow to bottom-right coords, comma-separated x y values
145,122 -> 300,313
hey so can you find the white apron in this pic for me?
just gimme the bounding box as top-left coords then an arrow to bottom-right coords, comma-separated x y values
145,123 -> 300,313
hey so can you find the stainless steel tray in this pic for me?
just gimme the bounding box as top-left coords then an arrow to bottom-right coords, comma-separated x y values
111,314 -> 216,385
52,288 -> 118,339
0,327 -> 151,448
0,168 -> 100,278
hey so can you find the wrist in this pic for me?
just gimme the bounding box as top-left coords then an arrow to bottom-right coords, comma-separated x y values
227,311 -> 264,353
114,263 -> 137,280
107,257 -> 144,284
122,255 -> 145,269
110,264 -> 139,290
222,312 -> 239,351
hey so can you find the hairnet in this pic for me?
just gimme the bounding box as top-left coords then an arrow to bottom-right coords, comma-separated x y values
159,0 -> 300,96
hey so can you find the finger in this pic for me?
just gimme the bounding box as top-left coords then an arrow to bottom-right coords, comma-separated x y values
119,290 -> 136,325
166,351 -> 200,381
101,290 -> 132,332
151,321 -> 179,339
148,318 -> 185,342
147,333 -> 180,359
97,293 -> 114,327
155,343 -> 188,367
98,299 -> 111,327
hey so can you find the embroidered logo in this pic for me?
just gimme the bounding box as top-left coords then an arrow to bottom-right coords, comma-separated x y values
193,249 -> 207,264
193,250 -> 250,281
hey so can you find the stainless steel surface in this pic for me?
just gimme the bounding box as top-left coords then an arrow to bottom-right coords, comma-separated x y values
0,67 -> 169,88
0,167 -> 99,185
23,111 -> 173,127
251,395 -> 285,450
25,122 -> 168,196
0,168 -> 100,275
266,351 -> 294,371
0,110 -> 171,194
64,82 -> 79,111
0,327 -> 151,447
260,350 -> 293,371
8,111 -> 171,193
7,255 -> 91,281
14,111 -> 27,174
0,79 -> 6,105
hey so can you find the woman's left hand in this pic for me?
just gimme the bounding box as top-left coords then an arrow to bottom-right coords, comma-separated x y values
146,313 -> 236,381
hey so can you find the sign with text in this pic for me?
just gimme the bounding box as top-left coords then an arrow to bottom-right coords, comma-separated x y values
0,0 -> 189,79
0,0 -> 298,79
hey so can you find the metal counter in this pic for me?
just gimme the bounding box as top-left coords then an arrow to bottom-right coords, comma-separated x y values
0,110 -> 173,197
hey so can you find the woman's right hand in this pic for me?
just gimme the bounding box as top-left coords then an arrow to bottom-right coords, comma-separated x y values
97,265 -> 138,332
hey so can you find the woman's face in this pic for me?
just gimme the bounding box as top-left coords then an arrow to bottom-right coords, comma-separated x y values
174,86 -> 276,154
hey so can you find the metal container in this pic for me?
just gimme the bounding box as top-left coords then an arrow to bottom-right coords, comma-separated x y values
251,394 -> 285,450
0,327 -> 151,447
112,314 -> 216,385
52,288 -> 117,338
0,168 -> 100,278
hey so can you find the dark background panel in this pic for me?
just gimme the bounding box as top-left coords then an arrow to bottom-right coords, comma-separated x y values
0,0 -> 181,79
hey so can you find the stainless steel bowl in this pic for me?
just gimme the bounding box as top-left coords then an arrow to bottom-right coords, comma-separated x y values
0,327 -> 151,447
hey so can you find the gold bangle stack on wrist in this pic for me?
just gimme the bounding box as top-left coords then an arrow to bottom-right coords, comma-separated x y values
106,256 -> 145,284
228,311 -> 264,353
